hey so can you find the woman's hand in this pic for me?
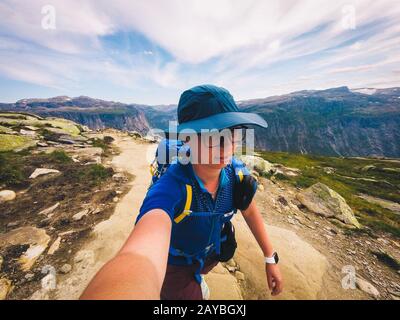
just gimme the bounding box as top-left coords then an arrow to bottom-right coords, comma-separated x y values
265,264 -> 283,296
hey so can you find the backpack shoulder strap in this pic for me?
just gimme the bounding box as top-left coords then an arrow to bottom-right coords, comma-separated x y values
173,184 -> 193,224
231,156 -> 247,183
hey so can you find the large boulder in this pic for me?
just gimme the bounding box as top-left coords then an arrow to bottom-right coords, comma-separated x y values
237,155 -> 273,175
205,263 -> 243,300
232,214 -> 329,300
296,183 -> 360,228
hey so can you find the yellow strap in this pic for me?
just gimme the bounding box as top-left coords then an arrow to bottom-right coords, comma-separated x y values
174,184 -> 192,224
149,164 -> 155,176
238,169 -> 244,182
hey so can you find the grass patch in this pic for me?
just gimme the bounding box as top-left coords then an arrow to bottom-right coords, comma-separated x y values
91,136 -> 114,155
74,164 -> 113,185
47,150 -> 72,164
0,152 -> 25,187
0,134 -> 35,152
258,150 -> 400,238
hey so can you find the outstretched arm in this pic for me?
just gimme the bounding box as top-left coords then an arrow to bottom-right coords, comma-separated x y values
241,199 -> 283,296
80,209 -> 172,300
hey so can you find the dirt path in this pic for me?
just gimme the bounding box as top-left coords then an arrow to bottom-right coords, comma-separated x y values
54,133 -> 157,299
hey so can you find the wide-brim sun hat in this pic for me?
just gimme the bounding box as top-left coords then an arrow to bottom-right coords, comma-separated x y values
166,84 -> 268,134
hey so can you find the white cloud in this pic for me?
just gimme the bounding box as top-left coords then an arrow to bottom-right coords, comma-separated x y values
0,0 -> 399,103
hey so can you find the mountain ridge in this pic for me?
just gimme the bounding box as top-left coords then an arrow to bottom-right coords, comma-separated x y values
1,86 -> 399,157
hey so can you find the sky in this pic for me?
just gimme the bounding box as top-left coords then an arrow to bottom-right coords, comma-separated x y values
0,0 -> 399,105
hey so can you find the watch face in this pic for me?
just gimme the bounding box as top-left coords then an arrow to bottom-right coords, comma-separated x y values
273,252 -> 279,264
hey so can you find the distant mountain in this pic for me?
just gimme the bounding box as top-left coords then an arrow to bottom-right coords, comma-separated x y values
0,96 -> 151,134
237,86 -> 400,157
1,86 -> 399,157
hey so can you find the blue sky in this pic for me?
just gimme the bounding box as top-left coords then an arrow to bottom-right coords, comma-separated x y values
0,0 -> 399,105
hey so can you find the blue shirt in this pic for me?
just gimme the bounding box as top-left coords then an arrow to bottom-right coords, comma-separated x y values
135,160 -> 232,224
135,156 -> 253,265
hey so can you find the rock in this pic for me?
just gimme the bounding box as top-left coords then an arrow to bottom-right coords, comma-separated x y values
238,155 -> 273,175
113,197 -> 119,203
41,265 -> 57,291
277,195 -> 289,206
0,226 -> 51,271
38,202 -> 60,216
91,207 -> 102,215
361,165 -> 376,172
20,129 -> 37,136
37,142 -> 48,147
129,130 -> 143,139
25,273 -> 35,280
72,209 -> 89,221
143,135 -> 160,143
0,255 -> 3,270
7,221 -> 20,228
226,259 -> 236,268
29,168 -> 60,179
356,277 -> 380,298
204,272 -> 243,300
323,167 -> 335,174
233,214 -> 329,300
257,184 -> 264,192
226,266 -> 236,273
0,190 -> 16,203
60,264 -> 72,274
0,278 -> 12,300
112,173 -> 127,182
296,183 -> 360,228
235,271 -> 245,281
47,237 -> 61,255
59,134 -> 88,143
59,230 -> 76,236
72,147 -> 103,160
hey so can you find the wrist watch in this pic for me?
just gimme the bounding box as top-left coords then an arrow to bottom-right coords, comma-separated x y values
265,252 -> 279,264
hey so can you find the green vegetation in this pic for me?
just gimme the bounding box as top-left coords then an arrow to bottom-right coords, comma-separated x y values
91,136 -> 114,155
0,151 -> 25,187
47,150 -> 72,163
0,113 -> 81,137
74,164 -> 113,185
0,134 -> 35,152
258,150 -> 400,237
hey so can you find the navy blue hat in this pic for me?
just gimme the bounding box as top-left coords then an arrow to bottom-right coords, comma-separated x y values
168,84 -> 268,133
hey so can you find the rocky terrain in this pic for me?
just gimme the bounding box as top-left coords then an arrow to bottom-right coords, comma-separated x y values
0,112 -> 399,300
205,154 -> 400,300
1,86 -> 400,157
0,112 -> 134,299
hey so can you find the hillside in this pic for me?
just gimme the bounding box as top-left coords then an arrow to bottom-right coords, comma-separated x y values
1,86 -> 400,157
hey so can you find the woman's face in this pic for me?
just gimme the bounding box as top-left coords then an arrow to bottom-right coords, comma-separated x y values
186,128 -> 243,169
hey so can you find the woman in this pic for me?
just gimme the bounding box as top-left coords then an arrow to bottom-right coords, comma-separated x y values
80,84 -> 283,300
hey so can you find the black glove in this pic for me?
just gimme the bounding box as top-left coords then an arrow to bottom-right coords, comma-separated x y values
233,174 -> 258,211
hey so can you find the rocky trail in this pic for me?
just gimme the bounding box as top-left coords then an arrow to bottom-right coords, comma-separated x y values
1,119 -> 399,300
43,133 -> 158,299
44,134 -> 400,300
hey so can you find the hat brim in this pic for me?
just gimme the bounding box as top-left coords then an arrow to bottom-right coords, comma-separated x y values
166,112 -> 268,134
